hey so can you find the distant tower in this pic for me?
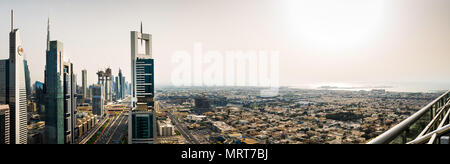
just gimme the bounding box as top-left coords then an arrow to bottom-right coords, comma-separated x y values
118,69 -> 124,100
92,84 -> 104,118
97,70 -> 105,85
0,10 -> 28,144
129,22 -> 156,144
82,69 -> 87,100
105,68 -> 112,102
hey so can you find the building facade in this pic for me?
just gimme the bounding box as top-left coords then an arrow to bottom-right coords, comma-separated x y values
0,105 -> 10,144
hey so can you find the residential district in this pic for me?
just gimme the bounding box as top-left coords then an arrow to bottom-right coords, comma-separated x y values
154,87 -> 442,144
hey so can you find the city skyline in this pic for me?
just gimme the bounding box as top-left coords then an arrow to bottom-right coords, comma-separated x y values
0,0 -> 449,148
0,0 -> 449,92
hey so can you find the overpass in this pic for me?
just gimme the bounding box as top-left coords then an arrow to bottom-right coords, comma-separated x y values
368,90 -> 450,144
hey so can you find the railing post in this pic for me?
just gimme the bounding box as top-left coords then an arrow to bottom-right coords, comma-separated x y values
430,105 -> 434,123
402,130 -> 407,144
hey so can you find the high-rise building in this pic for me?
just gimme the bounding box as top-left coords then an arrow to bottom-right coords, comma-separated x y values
81,69 -> 87,100
129,23 -> 156,144
97,70 -> 105,85
114,76 -> 119,100
92,84 -> 104,118
111,74 -> 115,100
34,81 -> 45,114
105,68 -> 112,102
194,95 -> 212,114
0,105 -> 10,144
65,64 -> 77,144
44,20 -> 76,144
118,69 -> 124,100
0,10 -> 28,144
24,60 -> 31,100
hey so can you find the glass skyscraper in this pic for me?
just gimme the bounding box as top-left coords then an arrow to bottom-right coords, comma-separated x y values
82,69 -> 87,100
44,21 -> 77,144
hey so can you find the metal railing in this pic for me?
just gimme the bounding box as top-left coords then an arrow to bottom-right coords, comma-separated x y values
368,90 -> 450,144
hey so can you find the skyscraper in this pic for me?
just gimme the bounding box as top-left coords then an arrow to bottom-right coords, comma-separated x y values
0,104 -> 10,144
24,60 -> 31,100
64,64 -> 77,144
44,21 -> 76,144
0,10 -> 28,144
118,69 -> 124,100
128,23 -> 156,144
105,68 -> 112,102
114,76 -> 119,100
81,69 -> 87,100
111,74 -> 115,100
92,84 -> 104,118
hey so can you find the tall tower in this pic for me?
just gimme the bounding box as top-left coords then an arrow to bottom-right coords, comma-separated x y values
0,10 -> 28,144
105,68 -> 112,102
129,23 -> 156,144
92,84 -> 104,118
44,41 -> 63,144
130,23 -> 153,108
44,21 -> 76,144
82,69 -> 87,100
118,69 -> 124,100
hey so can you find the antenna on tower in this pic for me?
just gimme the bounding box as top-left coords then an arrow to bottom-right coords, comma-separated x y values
11,10 -> 14,32
140,21 -> 143,46
47,17 -> 50,51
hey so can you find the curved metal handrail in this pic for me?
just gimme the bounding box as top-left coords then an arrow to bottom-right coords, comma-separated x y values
368,90 -> 450,144
407,124 -> 450,144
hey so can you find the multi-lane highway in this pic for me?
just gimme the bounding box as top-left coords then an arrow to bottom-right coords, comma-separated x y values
106,113 -> 128,144
80,97 -> 131,144
78,115 -> 109,144
95,113 -> 123,144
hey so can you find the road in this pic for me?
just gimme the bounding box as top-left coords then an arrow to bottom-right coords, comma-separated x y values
167,110 -> 200,144
106,113 -> 128,144
95,112 -> 129,144
78,115 -> 109,144
79,96 -> 131,144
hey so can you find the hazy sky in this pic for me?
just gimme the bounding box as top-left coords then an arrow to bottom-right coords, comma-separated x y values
0,0 -> 449,90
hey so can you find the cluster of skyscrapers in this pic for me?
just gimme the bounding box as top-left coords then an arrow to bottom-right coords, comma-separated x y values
0,11 -> 153,144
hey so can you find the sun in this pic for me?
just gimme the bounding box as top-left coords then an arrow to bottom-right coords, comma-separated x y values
284,0 -> 386,50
